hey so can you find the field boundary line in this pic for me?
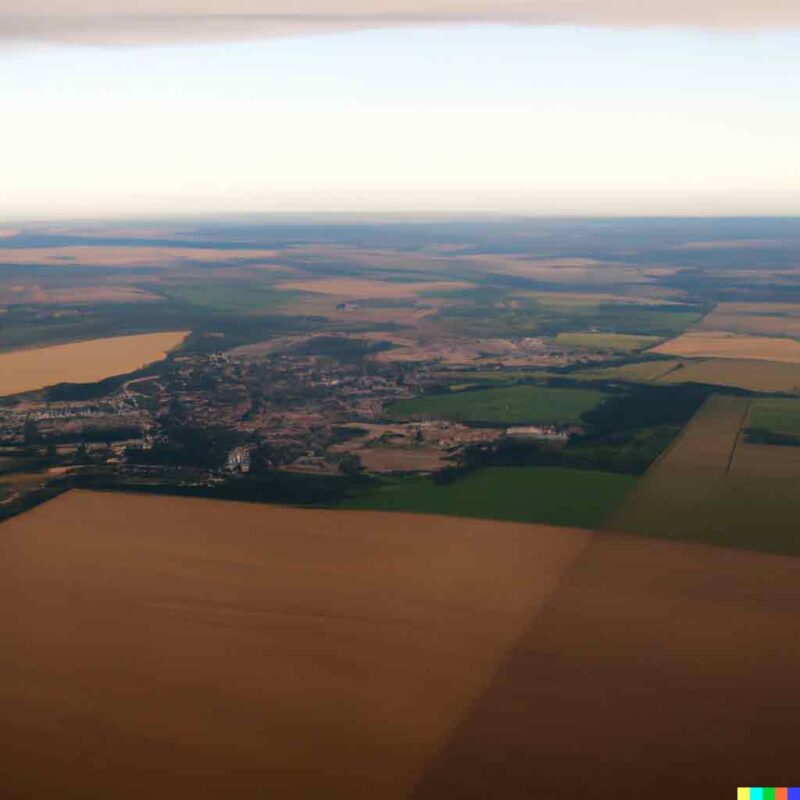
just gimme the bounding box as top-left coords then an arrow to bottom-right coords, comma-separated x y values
652,359 -> 694,383
725,399 -> 752,475
635,395 -> 712,480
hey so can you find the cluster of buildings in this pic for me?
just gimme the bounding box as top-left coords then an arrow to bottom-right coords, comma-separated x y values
505,424 -> 584,442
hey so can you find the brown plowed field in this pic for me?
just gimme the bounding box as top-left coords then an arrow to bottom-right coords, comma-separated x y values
2,491 -> 800,798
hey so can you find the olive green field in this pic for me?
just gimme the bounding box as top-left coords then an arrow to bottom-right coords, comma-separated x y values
389,385 -> 609,425
344,466 -> 636,529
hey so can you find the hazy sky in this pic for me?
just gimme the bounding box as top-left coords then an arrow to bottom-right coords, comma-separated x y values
1,7 -> 799,219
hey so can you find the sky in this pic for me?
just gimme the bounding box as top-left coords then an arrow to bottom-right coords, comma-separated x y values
1,3 -> 799,220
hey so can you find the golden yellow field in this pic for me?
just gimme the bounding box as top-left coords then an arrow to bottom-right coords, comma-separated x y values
651,331 -> 800,363
657,358 -> 800,393
2,490 -> 799,798
0,331 -> 188,396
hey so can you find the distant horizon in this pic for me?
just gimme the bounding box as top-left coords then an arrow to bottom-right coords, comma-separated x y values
2,21 -> 799,220
5,211 -> 800,228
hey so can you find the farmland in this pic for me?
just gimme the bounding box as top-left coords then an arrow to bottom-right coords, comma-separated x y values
344,467 -> 636,529
554,332 -> 661,352
437,297 -> 703,340
695,303 -> 800,338
160,282 -> 304,313
0,285 -> 162,305
745,398 -> 800,442
572,358 -> 684,383
2,216 -> 800,539
572,356 -> 800,394
3,489 -> 800,799
655,358 -> 800,393
608,395 -> 800,555
3,217 -> 800,797
389,385 -> 609,425
275,277 -> 474,298
651,331 -> 800,363
0,331 -> 188,397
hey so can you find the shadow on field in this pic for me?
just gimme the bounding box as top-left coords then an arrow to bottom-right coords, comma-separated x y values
411,533 -> 800,799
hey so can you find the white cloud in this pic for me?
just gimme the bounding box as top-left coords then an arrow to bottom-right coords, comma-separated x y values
1,0 -> 799,45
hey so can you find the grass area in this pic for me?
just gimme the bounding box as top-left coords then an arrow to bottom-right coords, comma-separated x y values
343,466 -> 636,529
555,332 -> 662,352
390,385 -> 609,425
745,398 -> 800,442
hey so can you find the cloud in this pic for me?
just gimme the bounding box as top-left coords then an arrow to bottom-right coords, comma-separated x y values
1,1 -> 799,46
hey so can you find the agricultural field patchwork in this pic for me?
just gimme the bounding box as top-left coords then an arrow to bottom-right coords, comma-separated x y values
695,303 -> 800,338
570,358 -> 684,384
608,395 -> 800,555
2,217 -> 800,551
656,359 -> 800,394
4,490 -> 800,798
651,331 -> 800,363
436,295 -> 703,340
572,356 -> 800,394
744,397 -> 800,443
554,332 -> 662,352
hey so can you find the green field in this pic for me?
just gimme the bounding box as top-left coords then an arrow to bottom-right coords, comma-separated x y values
389,385 -> 609,425
343,466 -> 636,529
746,398 -> 800,441
555,332 -> 662,352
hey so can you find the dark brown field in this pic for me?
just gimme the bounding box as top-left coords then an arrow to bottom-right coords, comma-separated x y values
2,491 -> 800,799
